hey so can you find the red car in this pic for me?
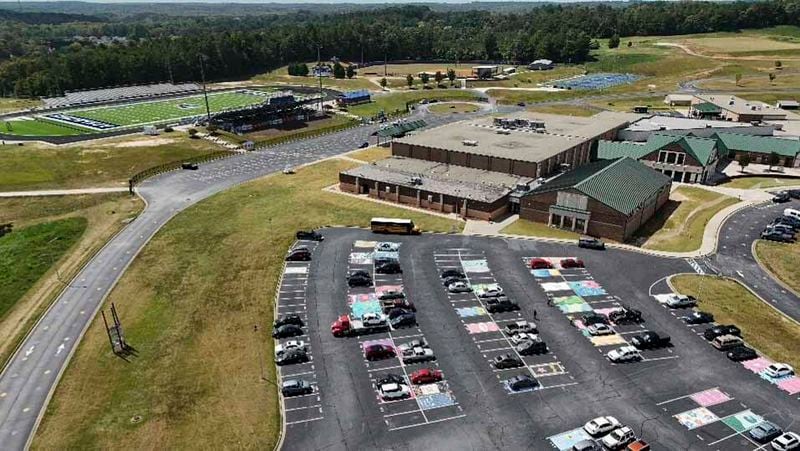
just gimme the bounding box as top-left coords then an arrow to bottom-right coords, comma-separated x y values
410,368 -> 443,384
529,258 -> 554,270
365,344 -> 395,361
560,258 -> 585,269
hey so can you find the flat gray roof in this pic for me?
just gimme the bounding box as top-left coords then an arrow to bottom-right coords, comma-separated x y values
694,94 -> 787,118
626,116 -> 755,132
394,111 -> 639,163
342,157 -> 532,203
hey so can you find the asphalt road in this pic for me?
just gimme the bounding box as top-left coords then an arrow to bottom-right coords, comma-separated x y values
284,229 -> 800,451
0,108 -> 491,450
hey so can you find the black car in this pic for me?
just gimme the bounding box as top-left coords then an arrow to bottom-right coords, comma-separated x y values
703,324 -> 741,341
516,338 -> 548,355
505,374 -> 538,392
761,231 -> 796,243
387,307 -> 413,320
773,192 -> 791,203
608,307 -> 643,324
347,271 -> 373,287
376,261 -> 402,274
631,331 -> 671,349
390,312 -> 417,328
181,162 -> 199,170
377,373 -> 406,386
578,236 -> 605,250
486,297 -> 520,313
727,345 -> 758,362
274,314 -> 304,329
749,421 -> 783,444
771,218 -> 799,231
788,189 -> 800,199
440,269 -> 466,279
571,439 -> 602,451
516,102 -> 526,107
285,247 -> 312,261
359,142 -> 369,148
493,354 -> 524,369
682,311 -> 714,324
281,379 -> 314,397
378,290 -> 406,301
272,324 -> 304,339
777,215 -> 800,227
442,276 -> 467,287
295,230 -> 324,241
581,313 -> 609,326
276,348 -> 309,365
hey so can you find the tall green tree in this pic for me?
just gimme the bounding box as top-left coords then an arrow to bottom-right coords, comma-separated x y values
346,65 -> 355,79
608,34 -> 620,49
333,62 -> 345,79
406,73 -> 414,88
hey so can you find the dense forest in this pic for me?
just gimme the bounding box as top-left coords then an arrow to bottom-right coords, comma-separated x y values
0,0 -> 799,97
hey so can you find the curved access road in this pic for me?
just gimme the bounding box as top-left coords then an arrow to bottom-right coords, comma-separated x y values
0,107 -> 496,450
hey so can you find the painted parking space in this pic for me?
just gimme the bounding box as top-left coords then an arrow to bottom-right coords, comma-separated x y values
547,426 -> 593,451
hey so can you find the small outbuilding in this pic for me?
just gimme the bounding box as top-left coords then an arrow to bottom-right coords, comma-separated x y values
528,59 -> 554,71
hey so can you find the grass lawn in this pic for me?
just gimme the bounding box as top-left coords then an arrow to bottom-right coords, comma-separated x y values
347,90 -> 481,118
251,69 -> 377,91
0,97 -> 43,114
0,218 -> 86,320
2,118 -> 92,137
526,104 -> 597,117
500,218 -> 581,240
671,274 -> 800,369
345,146 -> 391,163
587,95 -> 675,113
33,157 -> 460,449
720,177 -> 800,189
754,240 -> 800,294
0,134 -> 222,191
428,102 -> 480,114
635,186 -> 739,252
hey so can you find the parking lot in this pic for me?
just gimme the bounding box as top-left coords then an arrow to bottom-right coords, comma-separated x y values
279,228 -> 800,450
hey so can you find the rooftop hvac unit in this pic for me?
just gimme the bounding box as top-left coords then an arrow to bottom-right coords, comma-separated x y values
530,120 -> 546,130
410,176 -> 422,185
729,100 -> 735,105
463,139 -> 478,146
497,130 -> 511,135
659,126 -> 667,131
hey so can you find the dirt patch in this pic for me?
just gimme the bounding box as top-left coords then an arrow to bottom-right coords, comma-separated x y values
113,137 -> 177,148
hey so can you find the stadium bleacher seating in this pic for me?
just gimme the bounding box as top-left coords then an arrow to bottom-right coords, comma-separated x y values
43,83 -> 202,109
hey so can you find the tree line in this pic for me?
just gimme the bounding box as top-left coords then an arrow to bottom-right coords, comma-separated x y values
1,0 -> 799,97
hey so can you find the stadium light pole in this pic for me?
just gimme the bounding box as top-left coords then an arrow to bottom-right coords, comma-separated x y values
198,54 -> 212,124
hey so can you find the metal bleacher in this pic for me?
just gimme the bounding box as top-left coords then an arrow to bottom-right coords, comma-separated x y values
42,83 -> 202,109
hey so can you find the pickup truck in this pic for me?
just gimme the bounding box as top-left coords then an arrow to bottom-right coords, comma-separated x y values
331,313 -> 389,337
631,331 -> 671,349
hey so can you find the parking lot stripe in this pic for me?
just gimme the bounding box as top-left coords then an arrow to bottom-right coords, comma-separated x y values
285,404 -> 322,412
383,409 -> 426,418
286,417 -> 324,426
281,370 -> 316,378
387,414 -> 467,431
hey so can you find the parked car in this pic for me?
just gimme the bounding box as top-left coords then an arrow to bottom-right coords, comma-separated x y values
584,416 -> 621,437
410,368 -> 443,384
682,311 -> 714,325
578,236 -> 605,250
711,334 -> 744,350
773,192 -> 792,203
447,281 -> 473,293
285,247 -> 312,261
601,426 -> 636,450
771,432 -> 800,451
772,218 -> 799,231
727,345 -> 758,362
587,323 -> 614,336
381,297 -> 416,313
761,231 -> 796,243
295,230 -> 324,241
347,270 -> 373,287
765,363 -> 795,379
486,297 -> 519,313
560,258 -> 585,269
378,289 -> 406,301
749,421 -> 783,444
377,373 -> 405,386
276,348 -> 310,365
273,324 -> 304,338
607,346 -> 642,363
493,353 -> 524,369
390,312 -> 417,328
387,307 -> 413,320
376,261 -> 402,274
571,439 -> 602,451
766,223 -> 796,235
504,374 -> 538,392
609,307 -> 643,324
281,379 -> 313,397
443,276 -> 468,287
509,332 -> 538,345
359,142 -> 370,149
274,314 -> 303,328
631,332 -> 671,349
440,269 -> 466,279
581,313 -> 609,326
365,344 -> 395,361
530,258 -> 554,269
665,294 -> 697,308
401,346 -> 436,364
503,320 -> 537,335
181,162 -> 199,170
626,440 -> 650,451
274,340 -> 306,356
379,382 -> 411,400
516,337 -> 549,355
375,242 -> 400,252
788,189 -> 800,199
703,324 -> 741,341
478,285 -> 505,298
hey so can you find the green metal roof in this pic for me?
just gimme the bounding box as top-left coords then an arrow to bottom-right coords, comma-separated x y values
597,133 -> 717,165
713,132 -> 800,158
693,102 -> 721,114
529,157 -> 671,216
376,119 -> 426,138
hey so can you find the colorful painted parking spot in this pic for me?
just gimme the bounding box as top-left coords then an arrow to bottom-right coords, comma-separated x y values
721,410 -> 763,433
351,300 -> 382,318
374,250 -> 399,262
284,266 -> 308,275
375,241 -> 401,250
690,388 -> 732,408
465,321 -> 500,334
589,334 -> 627,347
552,295 -> 593,314
531,269 -> 561,278
461,259 -> 490,273
541,282 -> 572,292
530,362 -> 565,377
567,281 -> 607,297
375,285 -> 403,297
674,407 -> 719,430
456,306 -> 487,318
547,427 -> 593,451
777,377 -> 800,395
354,240 -> 377,248
594,307 -> 621,317
742,357 -> 773,374
349,252 -> 373,265
414,384 -> 456,410
348,293 -> 377,304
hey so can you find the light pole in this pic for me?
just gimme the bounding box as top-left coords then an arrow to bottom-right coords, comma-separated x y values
198,54 -> 212,124
316,44 -> 324,112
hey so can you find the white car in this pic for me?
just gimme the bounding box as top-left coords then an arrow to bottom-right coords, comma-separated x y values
375,242 -> 400,252
583,416 -> 621,437
587,323 -> 614,336
379,382 -> 411,400
478,285 -> 504,298
665,294 -> 697,308
772,432 -> 800,451
765,363 -> 795,379
275,340 -> 306,356
607,346 -> 641,363
601,426 -> 635,449
509,332 -> 539,345
447,281 -> 473,293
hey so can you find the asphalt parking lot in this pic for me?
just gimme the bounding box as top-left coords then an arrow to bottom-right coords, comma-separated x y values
279,228 -> 800,451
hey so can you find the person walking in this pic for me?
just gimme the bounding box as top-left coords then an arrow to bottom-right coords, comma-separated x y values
534,309 -> 538,320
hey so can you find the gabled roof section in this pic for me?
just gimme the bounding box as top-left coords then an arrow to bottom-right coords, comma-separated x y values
597,140 -> 651,160
597,133 -> 717,165
693,102 -> 721,114
713,132 -> 800,157
529,157 -> 671,216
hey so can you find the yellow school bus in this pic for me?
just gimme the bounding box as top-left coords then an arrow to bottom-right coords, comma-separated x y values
370,218 -> 421,235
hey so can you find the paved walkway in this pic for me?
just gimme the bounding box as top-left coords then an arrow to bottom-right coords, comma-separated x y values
0,187 -> 128,197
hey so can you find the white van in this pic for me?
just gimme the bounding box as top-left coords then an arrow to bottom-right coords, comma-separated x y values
784,208 -> 800,221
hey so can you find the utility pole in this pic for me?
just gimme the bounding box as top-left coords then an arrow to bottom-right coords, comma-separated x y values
198,54 -> 212,124
316,44 -> 323,112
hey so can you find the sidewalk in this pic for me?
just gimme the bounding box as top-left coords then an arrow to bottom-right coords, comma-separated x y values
0,187 -> 129,197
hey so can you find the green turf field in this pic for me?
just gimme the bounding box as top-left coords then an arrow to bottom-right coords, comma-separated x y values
69,91 -> 267,127
2,118 -> 92,137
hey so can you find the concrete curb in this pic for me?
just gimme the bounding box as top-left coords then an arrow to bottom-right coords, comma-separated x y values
272,256 -> 289,451
750,240 -> 800,300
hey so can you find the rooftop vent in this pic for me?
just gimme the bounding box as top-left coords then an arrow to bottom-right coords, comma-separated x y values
463,139 -> 478,146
